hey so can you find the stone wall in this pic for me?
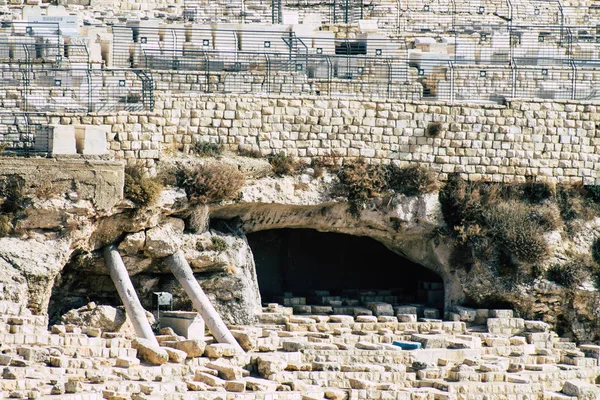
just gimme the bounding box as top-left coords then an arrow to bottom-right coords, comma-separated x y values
0,158 -> 124,210
47,93 -> 600,184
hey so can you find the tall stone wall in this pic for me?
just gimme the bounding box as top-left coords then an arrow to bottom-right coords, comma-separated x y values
47,93 -> 600,184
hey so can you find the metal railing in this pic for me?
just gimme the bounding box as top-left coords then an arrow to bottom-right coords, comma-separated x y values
0,113 -> 50,156
175,0 -> 600,32
0,65 -> 153,113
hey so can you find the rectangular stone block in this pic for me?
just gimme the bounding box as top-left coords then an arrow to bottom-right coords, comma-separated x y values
160,311 -> 205,340
75,125 -> 109,155
50,125 -> 77,155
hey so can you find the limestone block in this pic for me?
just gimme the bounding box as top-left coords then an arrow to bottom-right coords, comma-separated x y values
410,334 -> 447,349
224,380 -> 246,392
365,302 -> 394,317
257,355 -> 287,378
562,380 -> 600,399
164,347 -> 187,363
159,311 -> 205,340
132,338 -> 169,365
207,359 -> 244,380
74,125 -> 109,155
50,125 -> 77,155
162,339 -> 206,358
194,371 -> 225,388
204,343 -> 240,358
454,306 -> 477,322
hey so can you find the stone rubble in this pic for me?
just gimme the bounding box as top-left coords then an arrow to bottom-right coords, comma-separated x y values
0,282 -> 599,400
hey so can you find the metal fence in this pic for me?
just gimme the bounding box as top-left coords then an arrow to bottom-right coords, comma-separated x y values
0,113 -> 50,156
0,65 -> 153,113
182,0 -> 364,25
179,0 -> 600,32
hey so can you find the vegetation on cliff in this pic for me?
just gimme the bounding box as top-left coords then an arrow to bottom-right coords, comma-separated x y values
335,159 -> 438,216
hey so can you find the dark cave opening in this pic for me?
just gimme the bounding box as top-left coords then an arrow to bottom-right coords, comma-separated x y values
247,228 -> 445,312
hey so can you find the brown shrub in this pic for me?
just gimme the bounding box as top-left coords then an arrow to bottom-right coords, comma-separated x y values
269,152 -> 297,176
336,158 -> 387,216
484,201 -> 550,264
0,214 -> 12,237
386,164 -> 438,197
547,257 -> 592,289
237,147 -> 263,158
0,175 -> 26,214
176,163 -> 244,204
124,166 -> 163,208
193,141 -> 223,157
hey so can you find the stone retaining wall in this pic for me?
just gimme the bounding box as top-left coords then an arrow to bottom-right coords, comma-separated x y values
47,93 -> 600,184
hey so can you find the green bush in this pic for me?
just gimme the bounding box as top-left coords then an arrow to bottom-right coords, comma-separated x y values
211,236 -> 228,252
124,166 -> 163,208
269,152 -> 297,176
585,185 -> 600,203
386,164 -> 438,197
175,163 -> 244,204
194,142 -> 223,157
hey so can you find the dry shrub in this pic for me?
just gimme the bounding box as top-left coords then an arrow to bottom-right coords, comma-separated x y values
592,237 -> 600,266
441,175 -> 554,274
269,152 -> 297,176
519,180 -> 555,204
557,184 -> 599,222
547,257 -> 593,289
194,142 -> 223,157
176,163 -> 244,204
237,147 -> 263,158
387,164 -> 438,197
439,174 -> 503,229
484,201 -> 550,264
0,215 -> 12,237
426,121 -> 442,137
336,158 -> 387,216
188,205 -> 209,234
0,175 -> 26,214
124,166 -> 163,208
311,154 -> 342,178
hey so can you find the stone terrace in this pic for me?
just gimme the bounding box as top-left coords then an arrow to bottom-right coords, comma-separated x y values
1,276 -> 600,400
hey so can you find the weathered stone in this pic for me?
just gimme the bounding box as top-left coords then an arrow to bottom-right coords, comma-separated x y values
257,355 -> 287,378
204,343 -> 240,358
162,339 -> 206,358
132,338 -> 169,365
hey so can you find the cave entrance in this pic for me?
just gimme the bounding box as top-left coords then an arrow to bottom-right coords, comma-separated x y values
247,229 -> 444,315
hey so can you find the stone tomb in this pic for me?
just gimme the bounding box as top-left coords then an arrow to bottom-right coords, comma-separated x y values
160,311 -> 206,340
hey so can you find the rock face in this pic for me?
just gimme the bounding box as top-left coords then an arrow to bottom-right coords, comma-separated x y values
61,304 -> 127,332
2,157 -> 600,343
0,238 -> 71,315
61,303 -> 156,334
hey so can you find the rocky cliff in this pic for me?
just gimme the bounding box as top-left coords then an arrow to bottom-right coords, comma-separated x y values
1,155 -> 599,343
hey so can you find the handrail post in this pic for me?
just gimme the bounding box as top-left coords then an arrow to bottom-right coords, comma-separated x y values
570,59 -> 576,100
449,60 -> 454,103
